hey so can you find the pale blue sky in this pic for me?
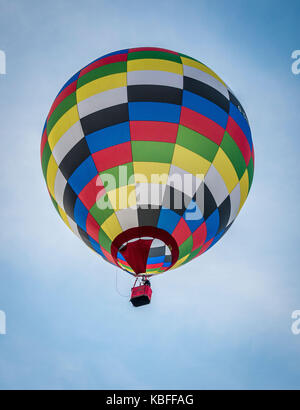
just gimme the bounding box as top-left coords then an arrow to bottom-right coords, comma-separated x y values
0,0 -> 299,389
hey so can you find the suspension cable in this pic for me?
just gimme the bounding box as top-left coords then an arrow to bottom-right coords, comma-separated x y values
115,268 -> 131,298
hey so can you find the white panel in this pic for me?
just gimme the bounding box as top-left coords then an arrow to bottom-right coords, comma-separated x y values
135,183 -> 167,207
77,86 -> 128,119
183,64 -> 229,99
127,70 -> 183,89
52,121 -> 84,165
54,168 -> 67,209
67,216 -> 81,239
227,183 -> 241,226
116,208 -> 139,231
167,165 -> 203,198
204,164 -> 229,206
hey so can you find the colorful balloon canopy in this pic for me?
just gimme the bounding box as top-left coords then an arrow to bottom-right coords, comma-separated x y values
41,47 -> 254,276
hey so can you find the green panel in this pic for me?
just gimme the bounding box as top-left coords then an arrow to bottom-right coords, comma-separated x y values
41,141 -> 51,180
177,125 -> 218,162
50,194 -> 59,215
182,246 -> 202,264
99,163 -> 134,192
131,141 -> 175,163
98,229 -> 112,252
178,235 -> 193,259
221,131 -> 247,180
247,156 -> 254,189
77,61 -> 127,89
179,53 -> 207,66
47,92 -> 77,135
128,50 -> 181,63
90,196 -> 114,225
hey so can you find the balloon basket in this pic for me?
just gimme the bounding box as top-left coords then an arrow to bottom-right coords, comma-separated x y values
130,279 -> 152,307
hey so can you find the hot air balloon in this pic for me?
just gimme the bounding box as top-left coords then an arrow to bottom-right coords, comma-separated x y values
41,47 -> 254,307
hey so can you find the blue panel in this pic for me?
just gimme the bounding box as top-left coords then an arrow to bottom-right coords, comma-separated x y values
229,103 -> 252,150
182,90 -> 228,128
74,198 -> 89,231
86,122 -> 131,153
89,236 -> 105,258
208,229 -> 225,249
162,262 -> 172,267
205,209 -> 220,242
81,49 -> 129,72
128,102 -> 181,123
157,208 -> 181,234
117,252 -> 126,262
101,49 -> 129,58
68,156 -> 98,195
147,255 -> 165,264
56,71 -> 80,96
183,200 -> 204,233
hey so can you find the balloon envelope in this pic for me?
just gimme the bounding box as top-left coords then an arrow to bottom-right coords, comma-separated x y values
41,47 -> 254,276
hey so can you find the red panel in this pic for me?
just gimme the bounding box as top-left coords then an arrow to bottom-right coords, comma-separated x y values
251,147 -> 255,167
92,142 -> 132,172
172,218 -> 191,246
146,263 -> 164,270
130,121 -> 178,143
121,239 -> 153,274
79,53 -> 128,77
226,116 -> 251,166
40,127 -> 48,160
48,81 -> 77,119
197,238 -> 214,256
86,213 -> 101,242
78,175 -> 105,210
180,106 -> 224,145
111,226 -> 179,272
102,248 -> 116,264
129,47 -> 179,55
192,222 -> 207,251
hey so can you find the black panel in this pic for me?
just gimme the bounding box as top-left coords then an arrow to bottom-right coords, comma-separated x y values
184,76 -> 229,113
148,245 -> 166,258
128,85 -> 182,105
63,183 -> 77,220
217,196 -> 231,234
59,138 -> 90,180
77,225 -> 93,249
228,90 -> 248,122
137,207 -> 161,227
163,186 -> 191,217
80,103 -> 129,135
203,184 -> 217,220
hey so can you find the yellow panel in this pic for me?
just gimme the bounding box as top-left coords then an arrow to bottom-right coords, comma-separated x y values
107,185 -> 136,211
101,213 -> 123,241
133,162 -> 170,185
213,148 -> 239,193
238,169 -> 249,212
76,73 -> 127,103
48,106 -> 79,150
127,59 -> 183,75
172,144 -> 210,177
58,204 -> 71,229
181,57 -> 227,87
170,255 -> 189,270
46,155 -> 58,198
